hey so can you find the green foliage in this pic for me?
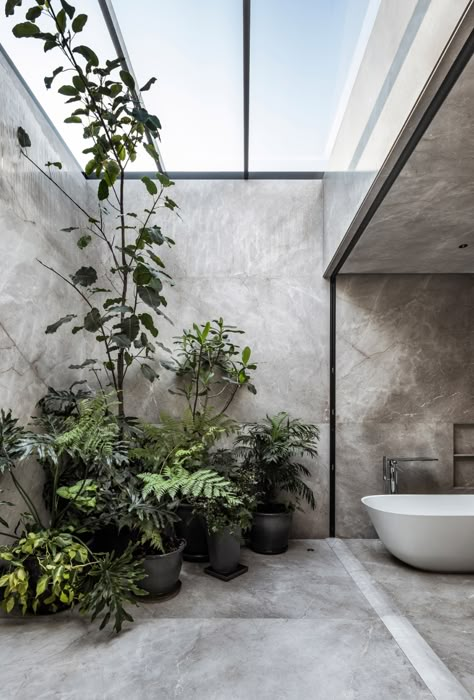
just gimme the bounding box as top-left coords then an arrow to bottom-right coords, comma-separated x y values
79,545 -> 146,634
0,409 -> 27,474
198,450 -> 259,534
235,413 -> 319,510
5,0 -> 179,417
139,465 -> 239,503
54,395 -> 128,469
165,318 -> 257,421
0,530 -> 88,614
0,530 -> 145,633
56,479 -> 97,511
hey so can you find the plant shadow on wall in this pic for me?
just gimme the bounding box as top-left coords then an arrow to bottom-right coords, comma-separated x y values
0,0 -> 320,633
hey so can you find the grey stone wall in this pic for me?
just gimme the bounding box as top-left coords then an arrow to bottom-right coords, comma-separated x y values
118,179 -> 330,538
336,274 -> 474,537
0,45 -> 330,540
0,49 -> 101,533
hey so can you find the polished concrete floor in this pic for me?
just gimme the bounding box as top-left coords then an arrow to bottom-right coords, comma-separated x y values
0,540 -> 471,699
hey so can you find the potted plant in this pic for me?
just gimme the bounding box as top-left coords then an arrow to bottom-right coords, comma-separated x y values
135,431 -> 240,592
193,451 -> 256,579
235,413 -> 319,554
162,318 -> 257,561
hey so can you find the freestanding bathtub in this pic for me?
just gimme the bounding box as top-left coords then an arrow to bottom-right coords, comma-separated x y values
362,494 -> 474,572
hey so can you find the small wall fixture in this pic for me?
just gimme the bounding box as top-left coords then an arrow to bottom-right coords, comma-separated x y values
459,244 -> 468,248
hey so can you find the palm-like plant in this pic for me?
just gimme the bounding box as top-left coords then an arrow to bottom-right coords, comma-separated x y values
235,413 -> 319,510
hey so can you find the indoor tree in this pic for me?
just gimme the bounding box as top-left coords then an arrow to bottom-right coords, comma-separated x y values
5,0 -> 179,418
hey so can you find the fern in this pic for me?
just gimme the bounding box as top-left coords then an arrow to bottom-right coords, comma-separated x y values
235,412 -> 319,510
54,395 -> 127,468
139,466 -> 239,504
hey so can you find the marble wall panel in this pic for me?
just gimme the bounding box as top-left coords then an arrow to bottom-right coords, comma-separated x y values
336,274 -> 474,537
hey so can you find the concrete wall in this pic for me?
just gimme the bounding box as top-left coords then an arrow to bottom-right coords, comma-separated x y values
323,0 -> 471,270
0,45 -> 330,538
0,48 -> 101,531
336,274 -> 474,537
118,179 -> 330,538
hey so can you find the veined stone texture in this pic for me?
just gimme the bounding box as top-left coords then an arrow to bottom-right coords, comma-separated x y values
336,274 -> 474,536
0,51 -> 330,538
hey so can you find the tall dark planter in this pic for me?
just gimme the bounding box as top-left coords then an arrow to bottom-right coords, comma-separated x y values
140,540 -> 185,599
207,529 -> 241,574
175,503 -> 209,562
250,509 -> 292,554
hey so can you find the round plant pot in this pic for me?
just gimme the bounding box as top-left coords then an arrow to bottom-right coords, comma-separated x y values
207,528 -> 241,575
176,504 -> 209,562
140,540 -> 185,598
250,508 -> 293,555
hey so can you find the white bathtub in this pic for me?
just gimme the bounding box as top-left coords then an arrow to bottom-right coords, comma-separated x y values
362,494 -> 474,572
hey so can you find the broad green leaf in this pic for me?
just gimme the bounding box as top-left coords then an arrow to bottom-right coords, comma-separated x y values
64,116 -> 81,124
141,175 -> 157,195
120,70 -> 135,91
140,77 -> 156,92
242,346 -> 251,364
110,333 -> 131,348
36,575 -> 49,596
26,6 -> 42,21
17,126 -> 31,148
137,286 -> 161,309
71,13 -> 87,32
45,314 -> 76,334
60,0 -> 76,19
71,266 -> 97,287
73,45 -> 99,67
84,159 -> 96,177
133,263 -> 152,286
121,315 -> 139,342
58,85 -> 78,97
12,22 -> 40,37
72,75 -> 87,92
98,179 -> 109,201
140,363 -> 156,382
77,234 -> 91,249
5,0 -> 22,18
138,312 -> 158,338
104,160 -> 120,186
55,8 -> 66,32
83,308 -> 102,332
156,172 -> 174,188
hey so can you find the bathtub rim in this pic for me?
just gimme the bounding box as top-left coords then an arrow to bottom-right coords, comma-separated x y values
362,493 -> 474,517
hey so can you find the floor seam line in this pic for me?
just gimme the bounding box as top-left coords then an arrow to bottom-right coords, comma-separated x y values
327,538 -> 472,700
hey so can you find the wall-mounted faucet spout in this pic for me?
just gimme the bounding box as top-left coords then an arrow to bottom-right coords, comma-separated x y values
382,456 -> 438,494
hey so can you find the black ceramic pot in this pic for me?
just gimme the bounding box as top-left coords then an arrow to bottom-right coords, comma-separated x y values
175,504 -> 209,562
207,529 -> 241,575
140,540 -> 185,598
250,507 -> 292,555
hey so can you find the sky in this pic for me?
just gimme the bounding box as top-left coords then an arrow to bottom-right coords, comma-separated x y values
0,0 -> 379,171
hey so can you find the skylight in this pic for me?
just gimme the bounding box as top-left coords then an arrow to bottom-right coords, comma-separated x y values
0,0 -> 379,173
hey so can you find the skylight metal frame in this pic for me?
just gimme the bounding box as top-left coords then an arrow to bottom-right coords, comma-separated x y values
95,0 -> 322,180
97,0 -> 165,173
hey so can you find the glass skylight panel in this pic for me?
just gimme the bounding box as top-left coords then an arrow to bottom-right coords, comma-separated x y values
0,0 -> 116,167
249,0 -> 374,171
111,0 -> 244,172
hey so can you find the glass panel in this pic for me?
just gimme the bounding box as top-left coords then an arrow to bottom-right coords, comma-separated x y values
112,0 -> 243,172
0,0 -> 116,167
249,0 -> 375,171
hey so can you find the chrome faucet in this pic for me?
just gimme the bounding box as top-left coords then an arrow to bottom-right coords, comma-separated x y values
382,456 -> 438,494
